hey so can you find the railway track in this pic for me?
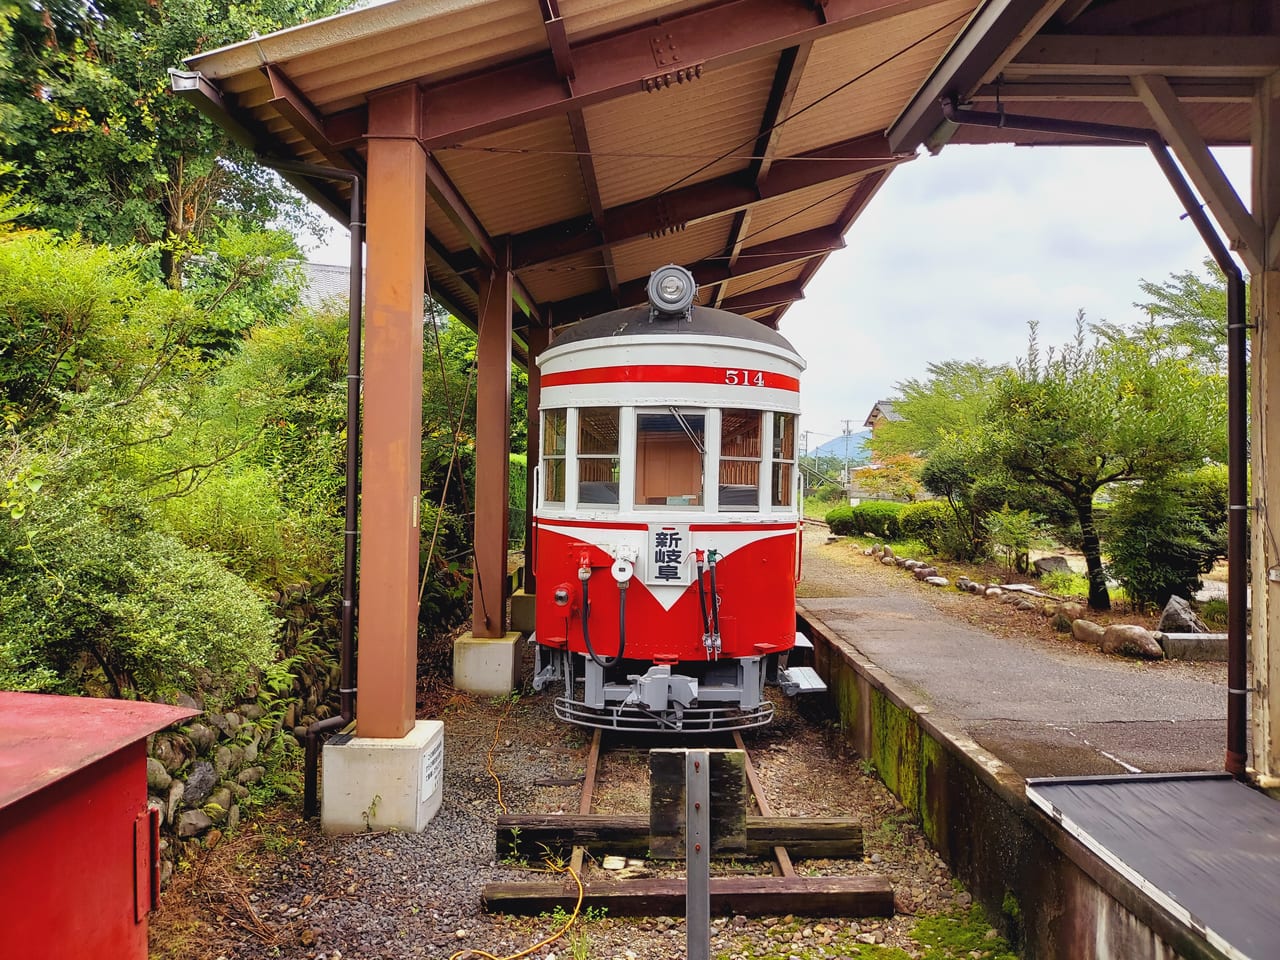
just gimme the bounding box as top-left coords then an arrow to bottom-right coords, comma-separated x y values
482,721 -> 894,918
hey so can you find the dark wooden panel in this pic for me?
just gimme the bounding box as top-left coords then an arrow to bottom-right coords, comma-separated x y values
482,875 -> 894,917
497,814 -> 862,861
649,749 -> 748,858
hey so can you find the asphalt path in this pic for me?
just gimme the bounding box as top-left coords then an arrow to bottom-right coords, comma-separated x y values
796,525 -> 1232,778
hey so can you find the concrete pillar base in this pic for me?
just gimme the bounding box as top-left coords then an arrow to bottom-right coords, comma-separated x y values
454,631 -> 522,696
510,589 -> 536,634
321,720 -> 443,834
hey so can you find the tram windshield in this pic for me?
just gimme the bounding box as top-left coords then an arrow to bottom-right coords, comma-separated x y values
635,410 -> 705,508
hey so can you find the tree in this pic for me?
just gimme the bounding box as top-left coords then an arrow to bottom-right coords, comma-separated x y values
987,316 -> 1226,610
1092,257 -> 1229,375
871,359 -> 1006,460
0,0 -> 344,283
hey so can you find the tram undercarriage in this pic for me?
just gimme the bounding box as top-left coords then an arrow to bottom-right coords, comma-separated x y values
532,636 -> 826,733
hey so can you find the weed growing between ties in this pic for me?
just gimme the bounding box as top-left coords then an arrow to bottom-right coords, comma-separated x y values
715,904 -> 1018,960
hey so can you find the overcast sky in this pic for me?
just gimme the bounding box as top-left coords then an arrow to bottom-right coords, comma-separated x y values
304,143 -> 1251,447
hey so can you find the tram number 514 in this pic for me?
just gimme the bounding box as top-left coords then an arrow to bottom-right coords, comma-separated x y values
724,369 -> 766,386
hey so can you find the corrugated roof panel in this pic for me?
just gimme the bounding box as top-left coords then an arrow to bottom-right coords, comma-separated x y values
586,54 -> 780,208
738,174 -> 865,247
519,251 -> 605,304
773,0 -> 978,158
720,262 -> 805,302
438,118 -> 590,236
424,198 -> 472,255
558,0 -> 701,43
610,217 -> 733,285
211,0 -> 545,108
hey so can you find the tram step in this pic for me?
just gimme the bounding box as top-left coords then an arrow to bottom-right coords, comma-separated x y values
779,665 -> 827,696
793,633 -> 813,649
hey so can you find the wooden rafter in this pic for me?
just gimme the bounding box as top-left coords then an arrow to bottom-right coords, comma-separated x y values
1132,74 -> 1263,273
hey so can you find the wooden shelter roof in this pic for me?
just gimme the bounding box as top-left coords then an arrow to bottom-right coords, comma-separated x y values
174,0 -> 985,345
174,0 -> 1279,347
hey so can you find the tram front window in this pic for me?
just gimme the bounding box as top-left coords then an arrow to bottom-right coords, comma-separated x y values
719,408 -> 761,512
635,410 -> 705,508
577,407 -> 620,506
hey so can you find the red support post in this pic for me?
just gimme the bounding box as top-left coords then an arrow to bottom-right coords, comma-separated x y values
356,86 -> 426,738
472,253 -> 514,638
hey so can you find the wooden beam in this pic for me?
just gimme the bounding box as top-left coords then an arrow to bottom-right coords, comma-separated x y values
423,156 -> 543,325
721,280 -> 805,313
1055,0 -> 1093,24
326,0 -> 942,150
497,814 -> 864,861
1133,74 -> 1263,274
511,133 -> 900,270
1010,36 -> 1280,79
263,64 -> 358,171
482,875 -> 895,917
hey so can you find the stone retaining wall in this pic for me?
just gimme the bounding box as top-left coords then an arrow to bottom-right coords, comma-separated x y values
145,582 -> 341,885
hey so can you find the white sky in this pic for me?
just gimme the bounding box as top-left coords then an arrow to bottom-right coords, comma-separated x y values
304,143 -> 1251,446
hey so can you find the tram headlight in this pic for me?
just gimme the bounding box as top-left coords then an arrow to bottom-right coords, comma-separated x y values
647,264 -> 696,320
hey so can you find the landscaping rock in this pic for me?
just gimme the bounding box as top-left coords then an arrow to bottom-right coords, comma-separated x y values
1014,599 -> 1038,611
1158,595 -> 1208,635
166,780 -> 184,825
237,765 -> 266,785
882,546 -> 895,559
176,810 -> 213,838
1071,619 -> 1106,645
184,761 -> 217,807
925,576 -> 949,587
1053,601 -> 1086,632
881,556 -> 897,566
1033,555 -> 1073,577
207,787 -> 233,823
912,566 -> 937,580
984,587 -> 1003,598
151,733 -> 193,774
1101,624 -> 1164,659
183,722 -> 217,754
146,757 -> 172,793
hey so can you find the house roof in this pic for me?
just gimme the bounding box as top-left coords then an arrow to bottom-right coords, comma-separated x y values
864,399 -> 902,427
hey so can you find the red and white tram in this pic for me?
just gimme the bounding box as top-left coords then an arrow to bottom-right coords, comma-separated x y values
531,265 -> 825,732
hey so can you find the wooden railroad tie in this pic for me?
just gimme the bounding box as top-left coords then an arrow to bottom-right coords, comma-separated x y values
496,813 -> 864,861
482,875 -> 895,917
484,745 -> 892,919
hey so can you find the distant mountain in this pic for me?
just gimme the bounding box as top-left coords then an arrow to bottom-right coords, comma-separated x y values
808,430 -> 870,465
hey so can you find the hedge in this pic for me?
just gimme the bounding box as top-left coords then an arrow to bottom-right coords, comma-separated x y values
827,500 -> 904,540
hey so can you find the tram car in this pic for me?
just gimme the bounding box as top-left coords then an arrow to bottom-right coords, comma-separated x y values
530,264 -> 826,732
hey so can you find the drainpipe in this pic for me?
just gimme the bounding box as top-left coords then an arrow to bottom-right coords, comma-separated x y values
256,157 -> 365,814
939,101 -> 1249,779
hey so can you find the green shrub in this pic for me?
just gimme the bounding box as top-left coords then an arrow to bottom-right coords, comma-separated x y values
825,503 -> 855,534
0,471 -> 277,706
1201,597 -> 1228,626
899,501 -> 954,551
828,500 -> 904,539
1102,466 -> 1228,606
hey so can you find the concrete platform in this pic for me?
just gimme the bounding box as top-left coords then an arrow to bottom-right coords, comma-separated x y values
794,532 -> 1254,960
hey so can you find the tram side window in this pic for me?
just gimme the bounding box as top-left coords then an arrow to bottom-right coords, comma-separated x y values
635,410 -> 705,508
719,408 -> 761,512
542,409 -> 567,504
577,407 -> 620,506
772,412 -> 796,507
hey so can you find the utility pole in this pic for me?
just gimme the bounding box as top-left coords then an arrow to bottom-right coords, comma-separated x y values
840,420 -> 855,484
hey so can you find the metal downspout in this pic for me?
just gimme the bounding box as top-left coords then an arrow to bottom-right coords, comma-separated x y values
939,101 -> 1250,778
256,157 -> 365,815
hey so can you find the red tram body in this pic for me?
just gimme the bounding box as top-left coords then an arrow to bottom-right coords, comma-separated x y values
531,266 -> 824,732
